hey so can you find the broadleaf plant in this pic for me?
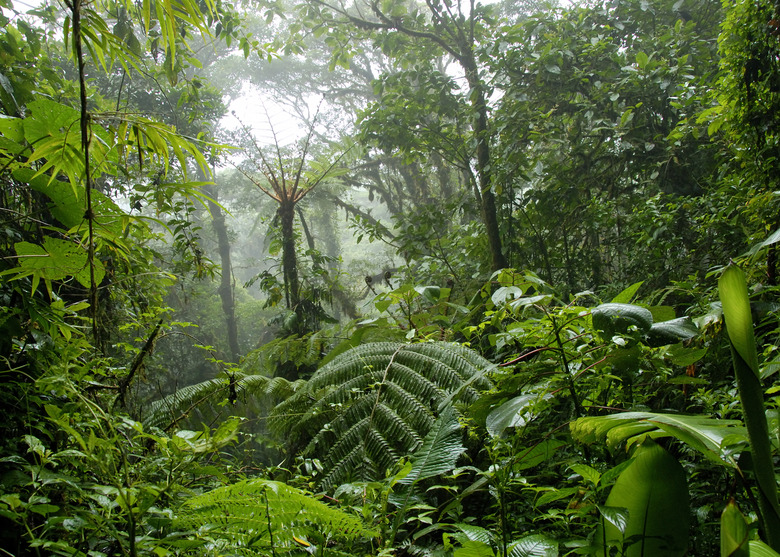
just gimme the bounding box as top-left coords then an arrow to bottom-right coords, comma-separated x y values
719,264 -> 780,550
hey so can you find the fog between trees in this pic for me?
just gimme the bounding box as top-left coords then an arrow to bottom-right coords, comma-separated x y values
2,0 -> 780,554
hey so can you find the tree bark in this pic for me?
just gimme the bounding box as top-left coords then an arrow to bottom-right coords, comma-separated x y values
205,183 -> 241,363
279,200 -> 300,309
462,50 -> 507,271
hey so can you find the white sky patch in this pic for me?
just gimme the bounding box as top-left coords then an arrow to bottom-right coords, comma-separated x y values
222,83 -> 308,148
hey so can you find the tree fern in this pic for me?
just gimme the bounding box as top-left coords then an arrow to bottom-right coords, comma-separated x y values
398,405 -> 464,485
143,373 -> 301,431
175,478 -> 376,555
270,342 -> 492,489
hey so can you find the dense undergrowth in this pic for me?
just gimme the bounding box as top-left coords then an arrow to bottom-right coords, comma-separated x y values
3,268 -> 780,555
2,0 -> 780,554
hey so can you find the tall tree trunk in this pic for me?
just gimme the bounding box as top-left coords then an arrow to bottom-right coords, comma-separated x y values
204,181 -> 240,363
297,206 -> 359,319
462,51 -> 507,271
279,200 -> 299,309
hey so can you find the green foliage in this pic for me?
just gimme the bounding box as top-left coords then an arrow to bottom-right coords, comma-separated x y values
396,405 -> 465,487
0,343 -> 242,555
721,499 -> 750,557
271,342 -> 493,488
177,478 -> 377,554
591,303 -> 653,338
143,372 -> 300,431
593,439 -> 690,556
571,412 -> 746,466
5,0 -> 780,554
719,264 -> 780,549
492,0 -> 724,289
242,330 -> 330,380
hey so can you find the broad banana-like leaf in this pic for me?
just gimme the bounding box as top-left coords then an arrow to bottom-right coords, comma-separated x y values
750,540 -> 780,556
598,505 -> 629,535
720,265 -> 760,375
571,411 -> 746,466
720,499 -> 749,557
720,264 -> 780,551
593,439 -> 689,557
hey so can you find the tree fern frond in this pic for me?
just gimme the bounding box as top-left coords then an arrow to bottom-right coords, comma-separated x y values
272,342 -> 492,488
318,444 -> 371,487
314,416 -> 374,471
177,478 -> 376,552
372,402 -> 424,450
144,377 -> 228,430
309,352 -> 389,389
382,360 -> 443,401
143,373 -> 299,431
374,384 -> 435,433
398,405 -> 464,485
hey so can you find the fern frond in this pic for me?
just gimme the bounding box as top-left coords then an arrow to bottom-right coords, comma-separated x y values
176,478 -> 376,553
143,373 -> 300,431
398,405 -> 464,485
143,376 -> 228,430
272,342 -> 492,488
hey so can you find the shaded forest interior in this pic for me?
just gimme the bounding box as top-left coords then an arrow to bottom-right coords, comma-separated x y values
2,0 -> 780,554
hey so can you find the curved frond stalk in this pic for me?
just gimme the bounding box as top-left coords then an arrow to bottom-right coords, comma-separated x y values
271,341 -> 492,488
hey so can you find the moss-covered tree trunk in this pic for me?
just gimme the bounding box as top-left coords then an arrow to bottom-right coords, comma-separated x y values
464,57 -> 506,271
279,200 -> 299,310
204,179 -> 240,363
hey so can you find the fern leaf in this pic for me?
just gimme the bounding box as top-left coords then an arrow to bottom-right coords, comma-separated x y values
143,376 -> 228,430
272,342 -> 492,488
398,405 -> 464,485
177,478 -> 377,551
143,373 -> 299,431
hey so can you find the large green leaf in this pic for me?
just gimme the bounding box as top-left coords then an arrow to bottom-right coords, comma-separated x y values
719,264 -> 780,550
750,540 -> 780,557
10,238 -> 105,295
571,411 -> 746,466
14,168 -> 127,237
720,499 -> 749,557
719,265 -> 759,375
593,440 -> 689,557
